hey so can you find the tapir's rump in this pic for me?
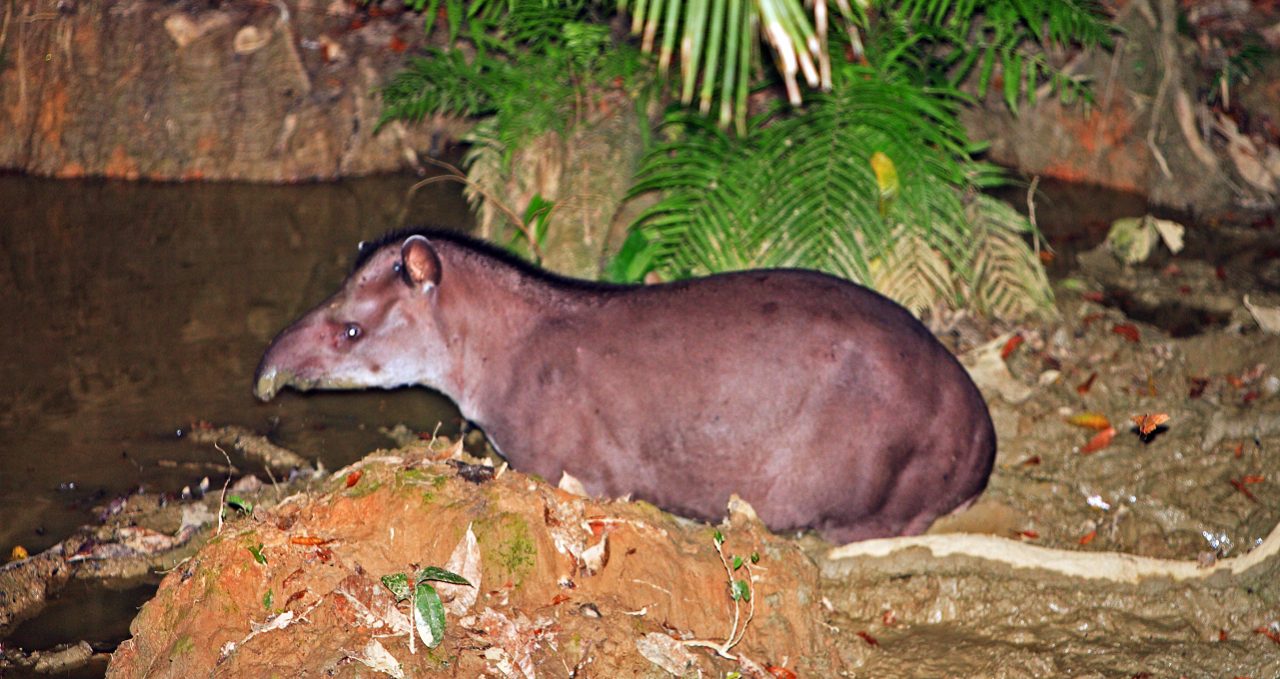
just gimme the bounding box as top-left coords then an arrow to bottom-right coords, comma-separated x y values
255,229 -> 996,544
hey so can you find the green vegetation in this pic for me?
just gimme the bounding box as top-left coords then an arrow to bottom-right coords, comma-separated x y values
380,0 -> 1115,318
681,530 -> 759,661
382,566 -> 473,649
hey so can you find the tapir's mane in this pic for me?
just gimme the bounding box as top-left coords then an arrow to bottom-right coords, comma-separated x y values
353,226 -> 635,293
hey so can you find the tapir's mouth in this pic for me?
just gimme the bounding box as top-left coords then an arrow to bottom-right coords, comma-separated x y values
254,367 -> 311,401
253,367 -> 370,401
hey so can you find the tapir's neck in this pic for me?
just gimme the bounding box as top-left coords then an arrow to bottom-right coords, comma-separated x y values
431,247 -> 612,422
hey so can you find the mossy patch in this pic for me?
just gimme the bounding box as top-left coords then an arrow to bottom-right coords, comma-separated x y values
169,634 -> 195,658
344,479 -> 383,498
474,512 -> 537,586
395,469 -> 450,504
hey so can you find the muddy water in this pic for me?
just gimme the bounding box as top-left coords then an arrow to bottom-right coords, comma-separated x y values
0,173 -> 469,646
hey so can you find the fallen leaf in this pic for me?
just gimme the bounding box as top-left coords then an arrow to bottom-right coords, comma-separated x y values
1081,426 -> 1117,454
1254,626 -> 1280,645
439,525 -> 481,616
636,632 -> 699,676
1189,377 -> 1209,398
1018,530 -> 1039,540
345,470 -> 363,488
1229,478 -> 1258,502
284,589 -> 307,610
961,333 -> 1034,404
1079,530 -> 1097,545
1112,323 -> 1141,343
1131,413 -> 1170,436
1077,372 -> 1098,395
1001,334 -> 1025,360
350,639 -> 405,679
557,471 -> 588,497
1150,217 -> 1186,254
856,631 -> 880,647
290,536 -> 329,546
1242,475 -> 1265,484
1019,455 -> 1041,466
1067,412 -> 1112,431
767,666 -> 799,679
1081,312 -> 1106,327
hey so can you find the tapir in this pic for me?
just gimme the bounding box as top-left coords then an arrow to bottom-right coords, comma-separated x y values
254,229 -> 996,543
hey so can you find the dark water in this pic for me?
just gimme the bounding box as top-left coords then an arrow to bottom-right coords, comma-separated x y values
0,172 -> 471,654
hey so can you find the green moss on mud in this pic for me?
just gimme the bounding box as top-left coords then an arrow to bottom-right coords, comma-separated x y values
474,513 -> 537,586
169,635 -> 195,658
395,469 -> 449,504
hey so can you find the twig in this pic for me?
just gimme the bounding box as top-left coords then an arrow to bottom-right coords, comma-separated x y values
682,534 -> 756,660
1145,0 -> 1177,179
400,157 -> 546,263
213,443 -> 233,536
1025,175 -> 1045,261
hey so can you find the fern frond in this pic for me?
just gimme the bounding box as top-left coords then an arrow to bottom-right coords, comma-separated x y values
627,68 -> 981,297
869,224 -> 958,316
963,194 -> 1055,318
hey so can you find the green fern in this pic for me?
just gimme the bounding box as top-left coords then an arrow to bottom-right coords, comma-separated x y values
628,66 -> 981,280
378,0 -> 649,152
620,64 -> 1053,319
891,0 -> 1111,111
963,194 -> 1054,318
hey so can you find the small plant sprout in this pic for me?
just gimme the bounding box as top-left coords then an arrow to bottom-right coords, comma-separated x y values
381,565 -> 473,652
684,531 -> 758,661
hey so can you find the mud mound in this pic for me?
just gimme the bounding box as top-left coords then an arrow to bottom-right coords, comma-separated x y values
106,444 -> 831,677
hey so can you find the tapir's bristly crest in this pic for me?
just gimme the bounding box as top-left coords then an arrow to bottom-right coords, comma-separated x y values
257,229 -> 996,544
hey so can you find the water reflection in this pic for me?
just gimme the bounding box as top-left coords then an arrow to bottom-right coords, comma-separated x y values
0,173 -> 470,559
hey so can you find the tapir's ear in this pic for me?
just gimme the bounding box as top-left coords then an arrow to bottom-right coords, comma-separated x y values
401,235 -> 441,290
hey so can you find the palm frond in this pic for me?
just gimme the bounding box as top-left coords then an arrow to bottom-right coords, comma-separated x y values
627,67 -> 978,287
869,224 -> 958,316
962,194 -> 1055,318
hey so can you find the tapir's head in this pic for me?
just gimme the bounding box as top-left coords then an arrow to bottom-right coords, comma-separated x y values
254,235 -> 449,401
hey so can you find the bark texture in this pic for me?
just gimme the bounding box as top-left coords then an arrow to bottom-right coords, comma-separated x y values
0,0 -> 462,181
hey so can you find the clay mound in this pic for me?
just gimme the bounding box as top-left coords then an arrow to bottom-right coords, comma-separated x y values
106,443 -> 834,677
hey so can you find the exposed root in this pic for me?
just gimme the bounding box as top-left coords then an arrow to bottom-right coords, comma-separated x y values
1200,410 -> 1280,452
825,519 -> 1280,584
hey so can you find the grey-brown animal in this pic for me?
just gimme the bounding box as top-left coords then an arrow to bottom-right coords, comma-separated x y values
254,229 -> 996,544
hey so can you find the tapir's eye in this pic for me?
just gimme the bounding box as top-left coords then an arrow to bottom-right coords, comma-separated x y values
344,323 -> 363,341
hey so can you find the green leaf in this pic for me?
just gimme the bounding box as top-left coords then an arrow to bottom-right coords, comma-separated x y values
417,566 -> 473,587
226,495 -> 253,515
730,578 -> 751,602
262,589 -> 274,610
604,229 -> 659,283
750,552 -> 760,564
731,555 -> 744,571
248,543 -> 266,565
382,572 -> 413,601
713,530 -> 725,546
413,583 -> 448,648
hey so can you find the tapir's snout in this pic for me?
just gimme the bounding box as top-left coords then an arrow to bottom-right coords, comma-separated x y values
253,321 -> 324,401
253,365 -> 303,402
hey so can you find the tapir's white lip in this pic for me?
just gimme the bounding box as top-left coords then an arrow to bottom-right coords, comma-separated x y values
254,366 -> 372,401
